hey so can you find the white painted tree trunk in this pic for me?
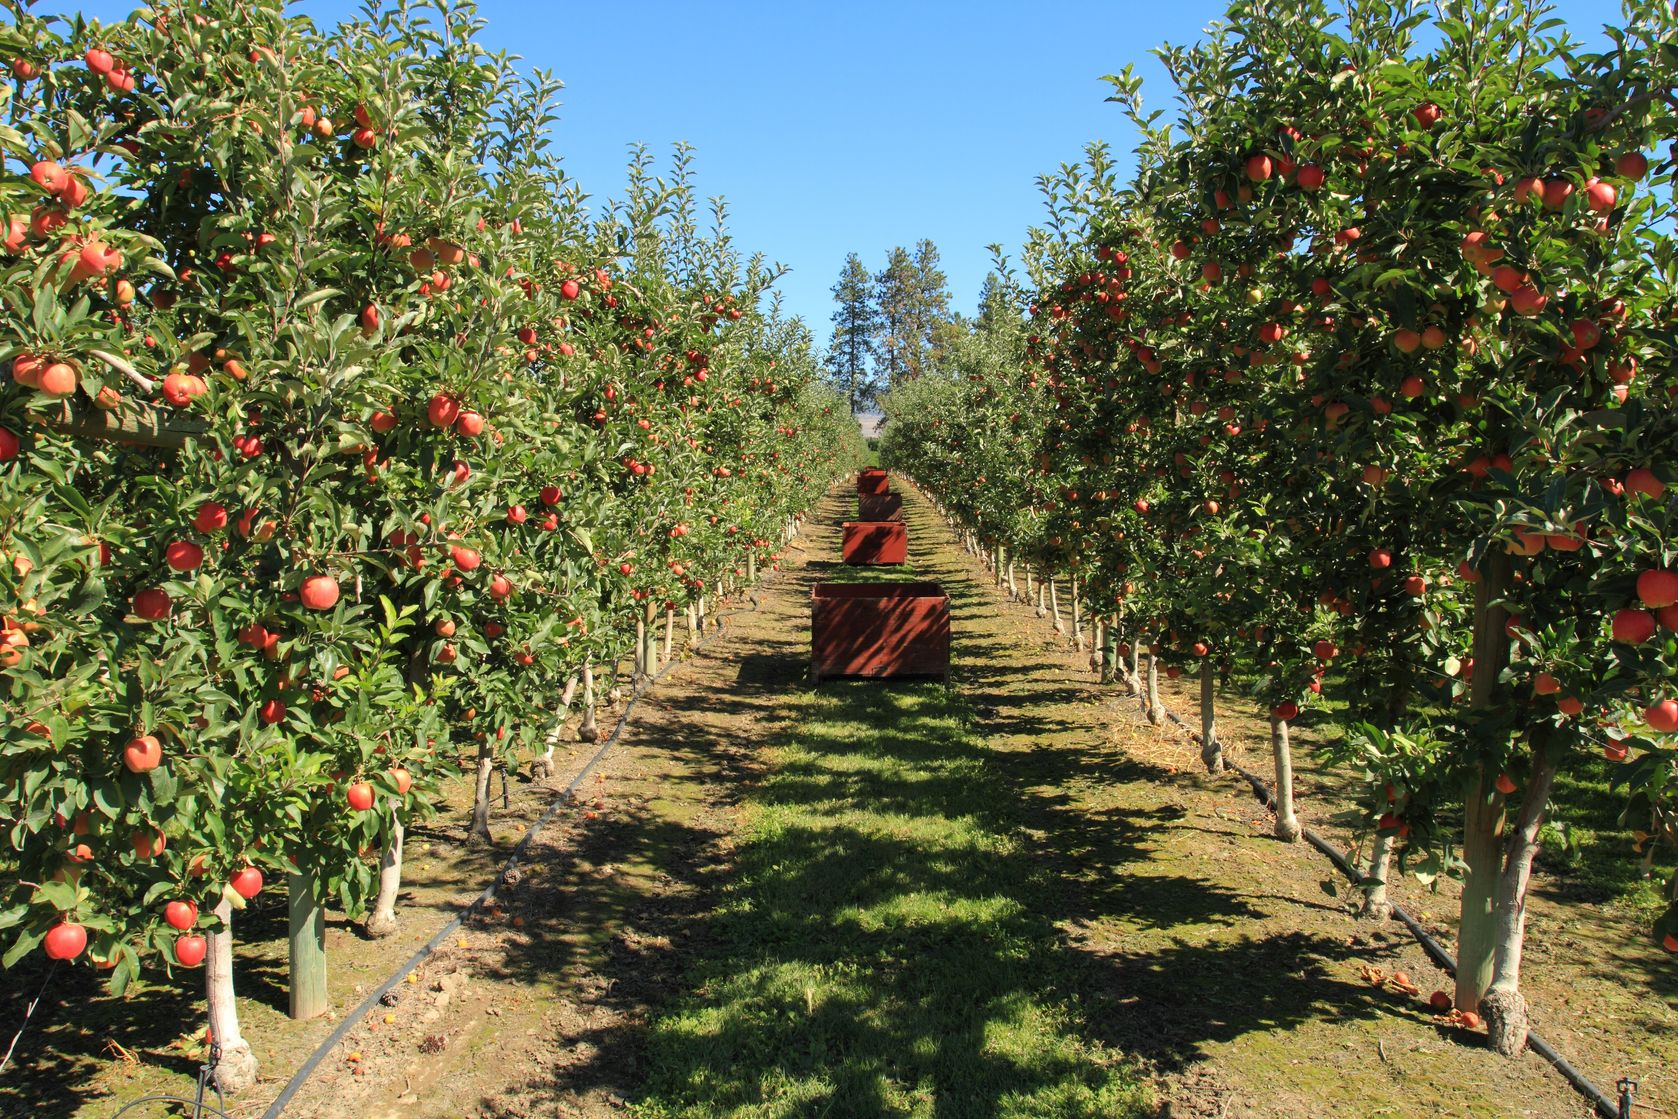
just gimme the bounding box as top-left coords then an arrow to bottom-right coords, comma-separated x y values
1269,716 -> 1301,842
1006,558 -> 1017,599
1095,618 -> 1109,680
363,815 -> 404,938
688,601 -> 699,643
468,740 -> 495,843
1126,637 -> 1142,696
531,674 -> 580,779
1199,660 -> 1224,772
1050,577 -> 1065,635
1145,651 -> 1165,725
634,616 -> 648,680
1071,575 -> 1085,652
664,607 -> 675,663
577,660 -> 599,743
1360,830 -> 1395,920
206,897 -> 258,1093
1035,575 -> 1047,617
1483,746 -> 1562,1056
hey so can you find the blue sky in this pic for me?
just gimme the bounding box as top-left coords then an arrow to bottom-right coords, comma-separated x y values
70,0 -> 1629,347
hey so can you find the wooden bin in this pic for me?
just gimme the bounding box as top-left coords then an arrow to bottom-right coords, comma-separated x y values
858,492 -> 903,522
842,520 -> 907,565
857,468 -> 890,496
811,582 -> 951,683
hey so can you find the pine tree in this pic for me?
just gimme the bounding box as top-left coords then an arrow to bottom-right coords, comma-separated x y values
909,239 -> 953,377
873,246 -> 915,387
828,253 -> 879,414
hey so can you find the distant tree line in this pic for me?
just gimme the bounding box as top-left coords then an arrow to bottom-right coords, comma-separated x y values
826,241 -> 958,414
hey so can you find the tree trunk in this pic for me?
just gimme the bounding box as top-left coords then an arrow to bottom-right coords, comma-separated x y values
532,674 -> 580,779
1483,742 -> 1563,1056
364,814 -> 404,938
1050,577 -> 1065,635
1457,548 -> 1514,1011
1026,569 -> 1036,606
1145,650 -> 1165,725
287,871 -> 327,1020
1127,635 -> 1143,696
577,660 -> 599,743
468,739 -> 496,843
1095,617 -> 1109,679
634,616 -> 647,680
1269,715 -> 1301,841
687,601 -> 699,644
664,607 -> 675,663
1198,660 -> 1223,772
206,897 -> 258,1094
1359,830 -> 1395,920
1071,575 -> 1085,653
1007,558 -> 1017,599
1035,574 -> 1047,617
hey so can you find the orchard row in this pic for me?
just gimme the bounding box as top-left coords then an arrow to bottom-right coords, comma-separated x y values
885,0 -> 1677,1059
0,0 -> 857,1091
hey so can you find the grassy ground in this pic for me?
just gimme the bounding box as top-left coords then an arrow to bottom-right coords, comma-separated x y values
632,681 -> 1147,1119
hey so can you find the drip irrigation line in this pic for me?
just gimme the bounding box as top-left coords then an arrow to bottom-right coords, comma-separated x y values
1152,706 -> 1620,1119
256,571 -> 782,1119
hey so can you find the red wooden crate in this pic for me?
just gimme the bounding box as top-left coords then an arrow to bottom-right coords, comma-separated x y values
857,468 -> 890,495
842,521 -> 907,565
858,493 -> 903,522
811,582 -> 951,683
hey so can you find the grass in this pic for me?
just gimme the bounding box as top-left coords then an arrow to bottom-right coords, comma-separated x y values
631,679 -> 1149,1119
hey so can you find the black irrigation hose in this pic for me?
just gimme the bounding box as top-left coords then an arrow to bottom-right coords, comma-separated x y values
1153,707 -> 1620,1119
257,573 -> 781,1119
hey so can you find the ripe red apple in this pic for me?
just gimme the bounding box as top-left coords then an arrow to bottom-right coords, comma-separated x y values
1271,701 -> 1298,721
165,540 -> 203,572
1296,163 -> 1324,191
1494,772 -> 1517,795
561,279 -> 581,300
1428,990 -> 1452,1012
489,574 -> 513,599
455,410 -> 484,437
426,393 -> 460,428
371,410 -> 398,433
132,587 -> 171,621
1612,608 -> 1656,644
1368,548 -> 1393,569
1636,569 -> 1678,609
1392,328 -> 1421,354
1313,639 -> 1337,660
259,698 -> 286,725
1412,101 -> 1441,129
174,934 -> 207,967
123,733 -> 162,772
229,866 -> 264,899
1245,153 -> 1273,182
1583,177 -> 1616,212
389,767 -> 412,795
132,828 -> 166,858
1533,672 -> 1561,695
346,781 -> 375,811
1509,284 -> 1547,316
505,503 -> 527,525
1644,699 -> 1678,733
1615,151 -> 1648,181
193,501 -> 228,533
300,574 -> 340,611
43,921 -> 87,961
164,899 -> 198,930
449,545 -> 481,571
1403,575 -> 1427,596
1603,739 -> 1629,762
1626,468 -> 1666,498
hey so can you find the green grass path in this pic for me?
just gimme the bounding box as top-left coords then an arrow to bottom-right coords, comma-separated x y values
632,488 -> 1147,1119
